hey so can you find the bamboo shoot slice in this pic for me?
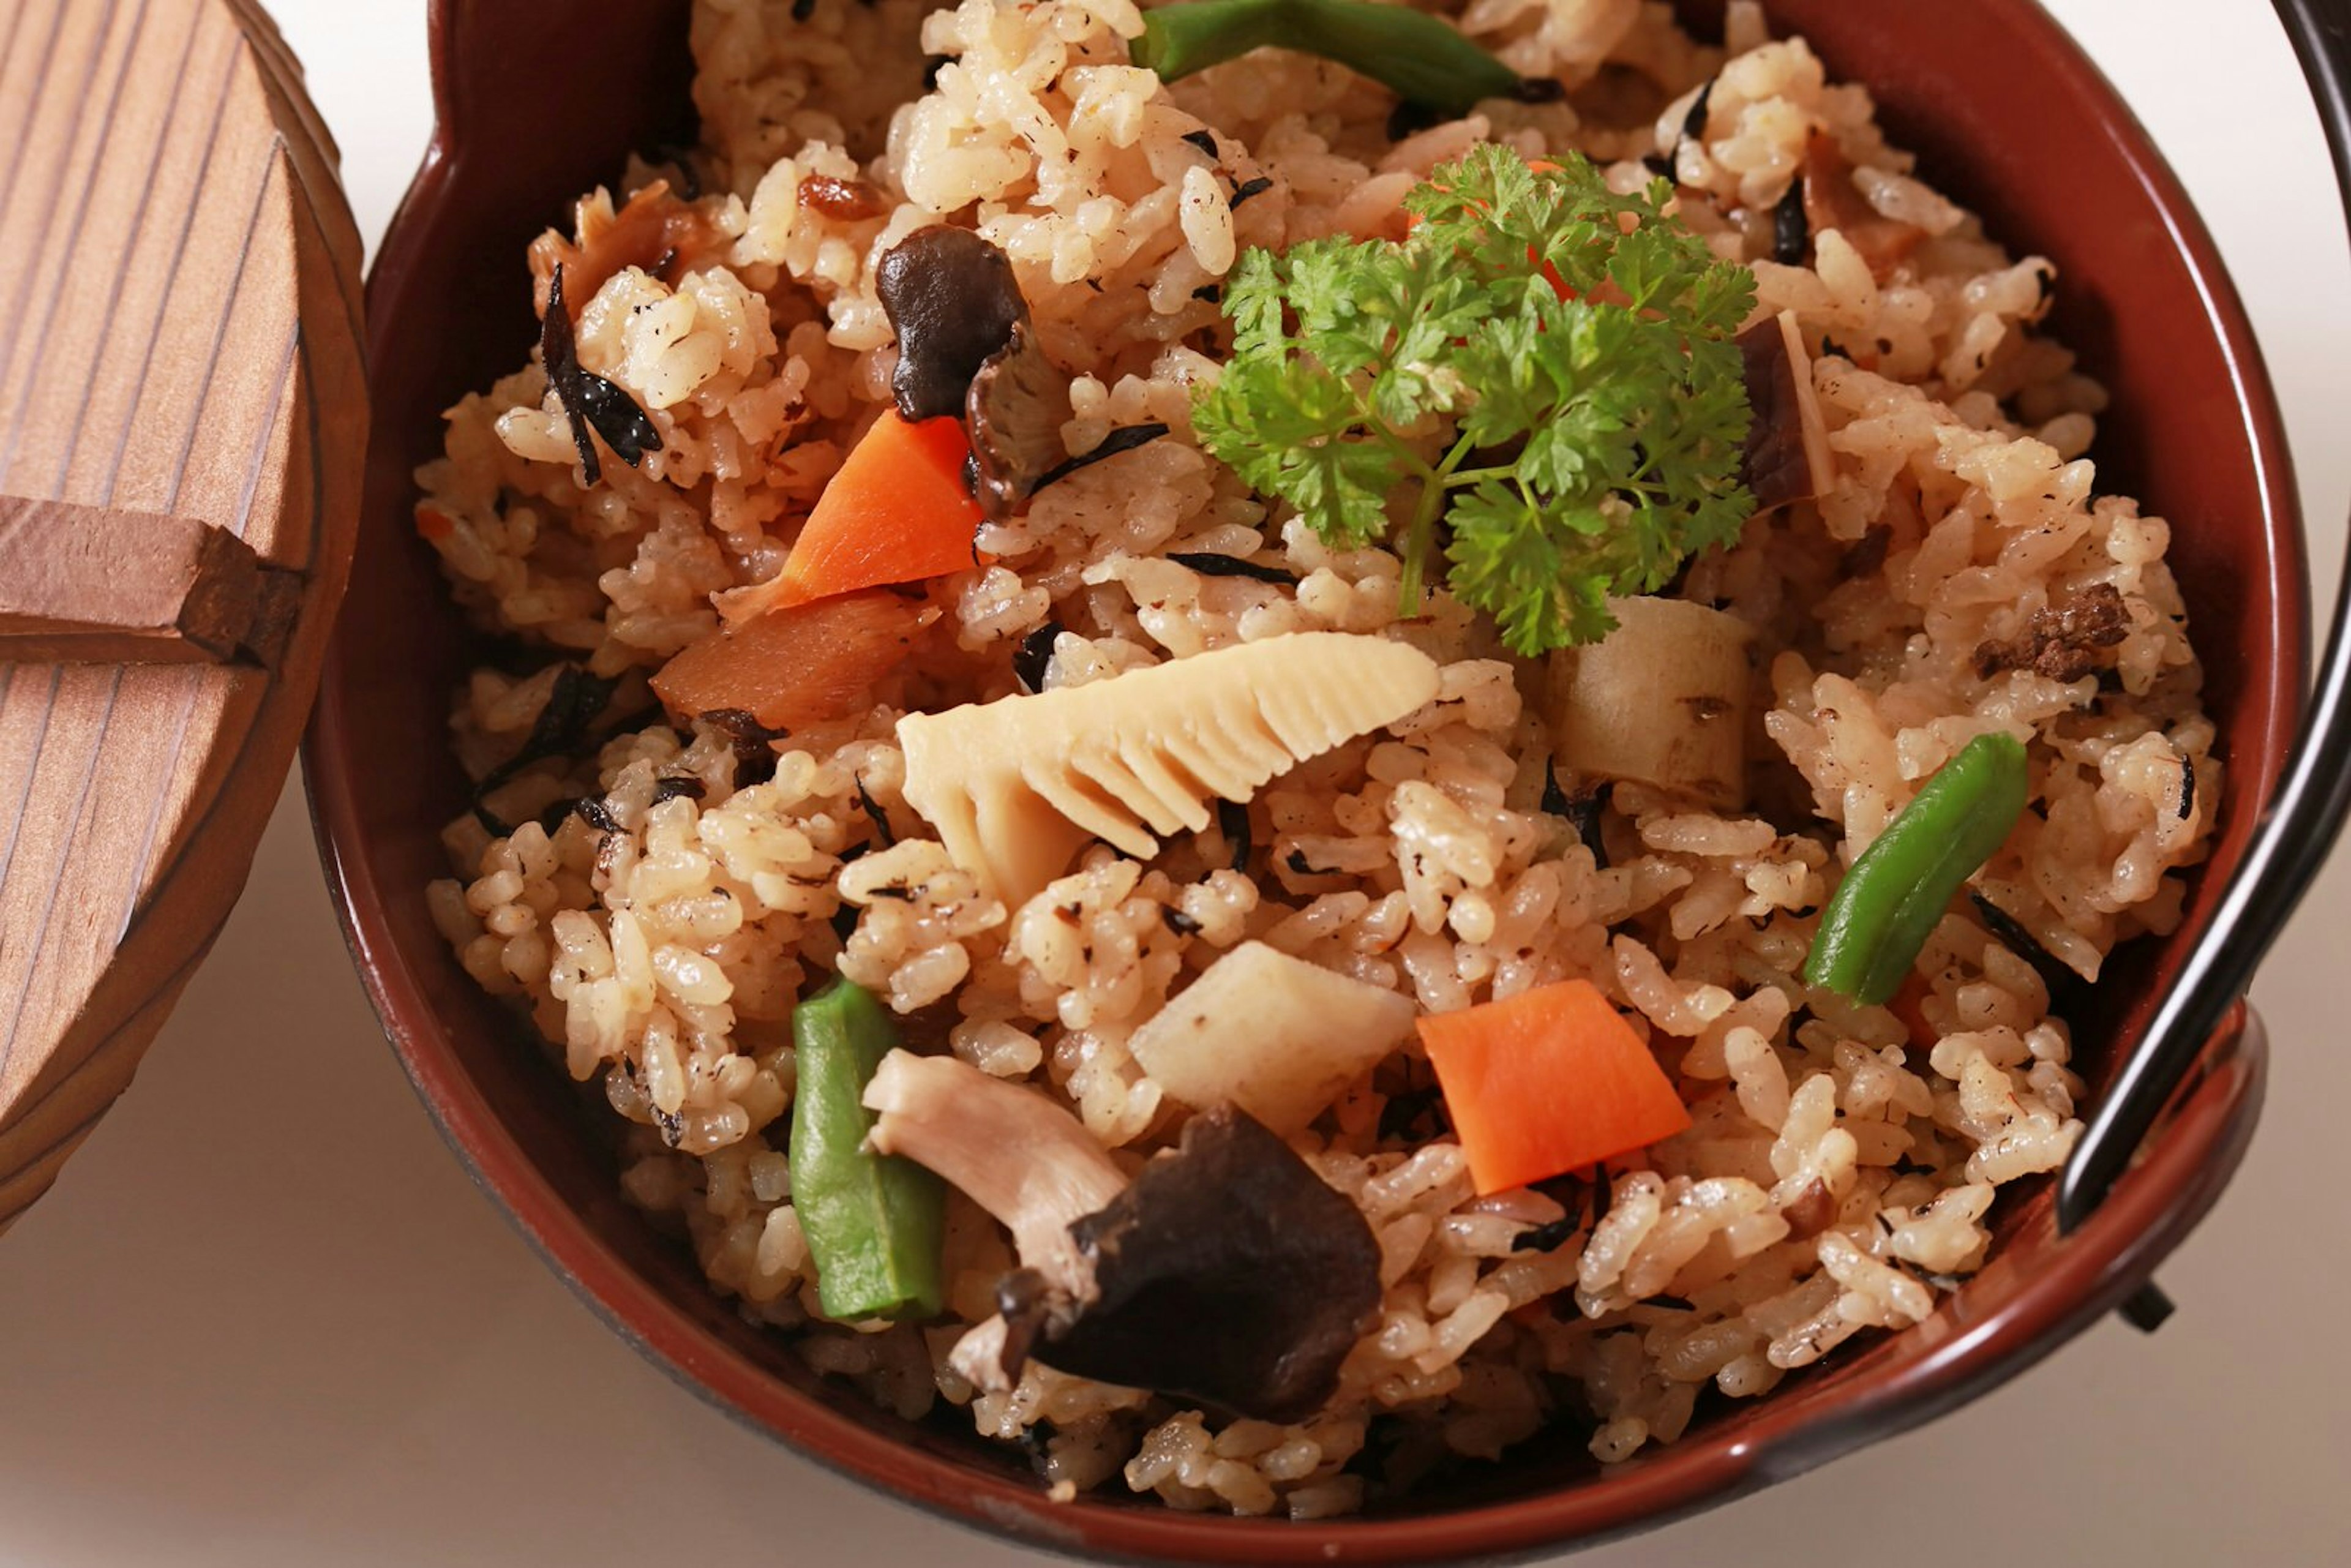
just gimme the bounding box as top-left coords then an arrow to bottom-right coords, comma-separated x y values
898,632 -> 1439,905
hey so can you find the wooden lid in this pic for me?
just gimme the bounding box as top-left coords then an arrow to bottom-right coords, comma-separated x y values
0,0 -> 364,1229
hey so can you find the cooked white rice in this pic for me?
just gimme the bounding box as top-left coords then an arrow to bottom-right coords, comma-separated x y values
416,0 -> 2220,1517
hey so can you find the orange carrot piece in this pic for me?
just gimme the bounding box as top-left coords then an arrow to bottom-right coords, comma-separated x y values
1888,972 -> 1938,1049
652,588 -> 931,732
722,412 -> 984,623
1417,979 -> 1692,1196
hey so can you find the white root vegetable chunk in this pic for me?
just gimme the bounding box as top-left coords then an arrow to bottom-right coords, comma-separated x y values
1547,597 -> 1755,811
863,1049 -> 1126,1294
897,631 -> 1441,905
1128,940 -> 1418,1135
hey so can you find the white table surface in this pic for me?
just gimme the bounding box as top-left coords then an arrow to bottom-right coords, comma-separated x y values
4,2 -> 2346,1562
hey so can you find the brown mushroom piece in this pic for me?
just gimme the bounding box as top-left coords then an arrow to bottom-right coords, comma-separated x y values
997,1105 -> 1383,1424
863,1049 -> 1128,1292
865,1054 -> 1384,1423
1738,308 -> 1834,513
966,321 -> 1073,519
874,225 -> 1032,421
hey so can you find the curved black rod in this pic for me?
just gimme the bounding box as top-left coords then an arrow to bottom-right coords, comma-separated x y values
2057,0 -> 2351,1231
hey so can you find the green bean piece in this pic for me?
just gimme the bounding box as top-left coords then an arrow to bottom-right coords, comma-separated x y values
1133,0 -> 1521,115
788,977 -> 947,1321
1803,732 -> 2033,1005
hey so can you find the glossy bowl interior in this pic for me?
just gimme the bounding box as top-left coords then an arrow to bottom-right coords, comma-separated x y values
307,1 -> 2304,1560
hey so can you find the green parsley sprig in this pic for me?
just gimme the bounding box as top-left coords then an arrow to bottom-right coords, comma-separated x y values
1192,146 -> 1756,655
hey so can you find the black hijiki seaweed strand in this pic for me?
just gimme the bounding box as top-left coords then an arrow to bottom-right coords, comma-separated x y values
1013,620 -> 1063,694
541,264 -> 662,487
1031,422 -> 1170,493
702,708 -> 792,788
1166,551 -> 1299,587
1510,1215 -> 1578,1253
1772,178 -> 1810,264
1540,763 -> 1611,869
1215,797 -> 1251,873
1540,758 -> 1572,817
1968,890 -> 2079,1002
471,663 -> 621,813
1681,78 -> 1715,142
855,775 -> 898,847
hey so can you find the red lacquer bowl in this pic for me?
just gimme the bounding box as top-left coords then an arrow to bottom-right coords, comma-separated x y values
306,1 -> 2302,1560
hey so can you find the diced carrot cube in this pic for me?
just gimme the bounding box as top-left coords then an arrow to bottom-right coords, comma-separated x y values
1418,978 -> 1692,1195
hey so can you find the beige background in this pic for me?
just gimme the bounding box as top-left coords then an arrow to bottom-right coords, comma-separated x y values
3,1 -> 2347,1562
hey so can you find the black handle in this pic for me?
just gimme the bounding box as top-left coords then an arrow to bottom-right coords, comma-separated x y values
2057,0 -> 2351,1231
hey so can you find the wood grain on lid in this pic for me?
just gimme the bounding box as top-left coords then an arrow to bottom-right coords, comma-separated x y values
0,497 -> 301,664
0,0 -> 364,1230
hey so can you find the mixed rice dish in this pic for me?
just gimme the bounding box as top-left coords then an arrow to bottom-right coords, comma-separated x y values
420,0 -> 2221,1517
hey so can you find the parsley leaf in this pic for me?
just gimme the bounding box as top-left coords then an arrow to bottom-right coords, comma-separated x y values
1191,146 -> 1756,655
